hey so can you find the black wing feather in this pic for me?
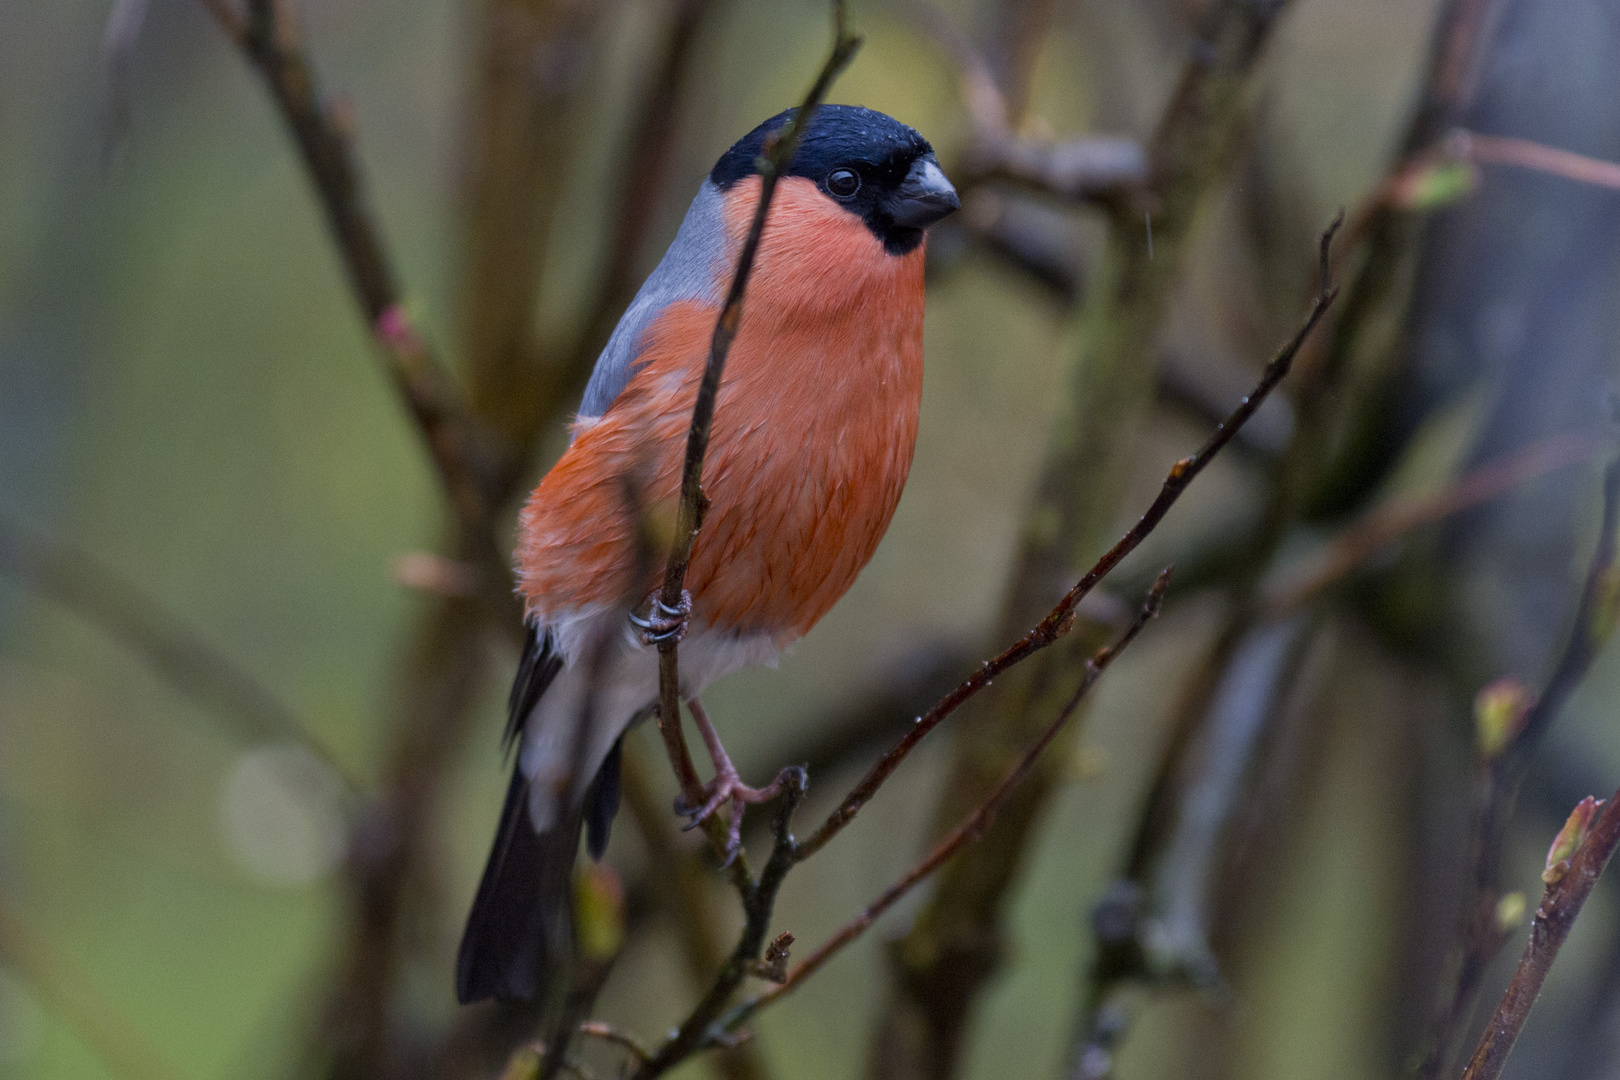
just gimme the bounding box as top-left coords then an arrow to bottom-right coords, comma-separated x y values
505,624 -> 562,750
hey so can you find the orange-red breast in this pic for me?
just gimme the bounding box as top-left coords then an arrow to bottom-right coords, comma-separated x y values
458,105 -> 959,1004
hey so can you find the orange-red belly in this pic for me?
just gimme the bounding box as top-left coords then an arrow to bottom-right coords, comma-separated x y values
516,176 -> 926,644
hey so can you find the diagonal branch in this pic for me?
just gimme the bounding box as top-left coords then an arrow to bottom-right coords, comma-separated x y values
793,212 -> 1343,862
198,0 -> 496,539
722,570 -> 1172,1030
1417,452 -> 1620,1079
1460,790 -> 1620,1080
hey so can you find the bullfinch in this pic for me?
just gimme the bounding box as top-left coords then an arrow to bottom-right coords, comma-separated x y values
457,104 -> 960,1004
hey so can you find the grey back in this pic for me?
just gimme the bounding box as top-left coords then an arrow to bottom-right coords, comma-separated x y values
577,180 -> 731,421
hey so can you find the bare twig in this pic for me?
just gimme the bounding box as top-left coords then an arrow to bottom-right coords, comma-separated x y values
1417,453 -> 1620,1079
721,571 -> 1169,1032
1460,792 -> 1620,1080
1262,429 -> 1612,617
794,213 -> 1341,862
628,770 -> 808,1080
1454,130 -> 1620,191
196,0 -> 496,539
651,0 -> 860,844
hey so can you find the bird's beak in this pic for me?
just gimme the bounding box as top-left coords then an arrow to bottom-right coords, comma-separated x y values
888,154 -> 960,229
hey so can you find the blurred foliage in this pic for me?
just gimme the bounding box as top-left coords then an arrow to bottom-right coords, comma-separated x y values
5,1 -> 1620,1080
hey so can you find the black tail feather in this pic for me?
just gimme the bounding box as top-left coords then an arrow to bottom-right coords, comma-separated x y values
456,765 -> 580,1005
460,624 -> 628,1006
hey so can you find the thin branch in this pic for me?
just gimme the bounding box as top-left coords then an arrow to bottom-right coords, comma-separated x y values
1460,791 -> 1620,1080
1501,452 -> 1620,776
651,0 -> 861,841
0,513 -> 358,793
1454,129 -> 1620,191
196,0 -> 496,539
723,570 -> 1171,1030
1262,428 -> 1612,617
793,213 -> 1343,862
628,769 -> 808,1080
1417,452 -> 1620,1079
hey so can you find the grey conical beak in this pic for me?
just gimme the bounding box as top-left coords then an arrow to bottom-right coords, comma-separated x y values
889,154 -> 960,229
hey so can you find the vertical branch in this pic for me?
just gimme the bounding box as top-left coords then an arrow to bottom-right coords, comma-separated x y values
198,2 -> 608,1076
868,3 -> 1297,1074
628,770 -> 809,1080
651,3 -> 861,828
458,0 -> 597,457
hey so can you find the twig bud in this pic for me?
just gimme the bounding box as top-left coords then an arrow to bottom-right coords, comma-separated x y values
1494,891 -> 1527,933
1474,678 -> 1533,758
1385,156 -> 1478,210
1544,796 -> 1605,885
749,931 -> 795,983
574,863 -> 626,962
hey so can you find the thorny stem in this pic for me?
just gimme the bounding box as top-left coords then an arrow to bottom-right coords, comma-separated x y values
1459,791 -> 1620,1080
652,0 -> 860,851
793,213 -> 1343,863
720,571 -> 1172,1032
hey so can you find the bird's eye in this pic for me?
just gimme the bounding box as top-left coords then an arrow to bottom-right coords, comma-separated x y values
826,168 -> 861,198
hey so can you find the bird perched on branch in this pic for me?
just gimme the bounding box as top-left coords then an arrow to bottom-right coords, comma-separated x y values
457,104 -> 959,1004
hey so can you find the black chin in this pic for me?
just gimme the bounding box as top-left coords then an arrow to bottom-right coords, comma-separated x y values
881,224 -> 927,256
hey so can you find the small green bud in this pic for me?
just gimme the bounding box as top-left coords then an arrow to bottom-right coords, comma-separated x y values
1475,678 -> 1533,758
1387,159 -> 1478,210
575,862 -> 626,962
1495,891 -> 1526,932
1544,796 -> 1605,885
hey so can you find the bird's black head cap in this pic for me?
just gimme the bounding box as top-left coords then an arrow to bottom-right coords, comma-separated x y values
710,105 -> 953,255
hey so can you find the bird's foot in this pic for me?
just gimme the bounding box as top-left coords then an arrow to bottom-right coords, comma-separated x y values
674,765 -> 790,865
629,590 -> 692,646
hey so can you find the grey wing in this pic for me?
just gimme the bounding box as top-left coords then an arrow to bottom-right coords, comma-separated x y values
576,179 -> 731,421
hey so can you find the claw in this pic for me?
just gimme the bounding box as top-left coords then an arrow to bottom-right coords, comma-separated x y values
674,764 -> 789,864
673,698 -> 793,863
630,590 -> 692,646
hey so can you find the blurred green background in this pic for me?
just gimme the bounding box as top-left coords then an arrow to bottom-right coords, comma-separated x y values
6,1 -> 1620,1079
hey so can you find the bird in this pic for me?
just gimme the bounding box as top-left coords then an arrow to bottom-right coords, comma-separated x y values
456,103 -> 960,1006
